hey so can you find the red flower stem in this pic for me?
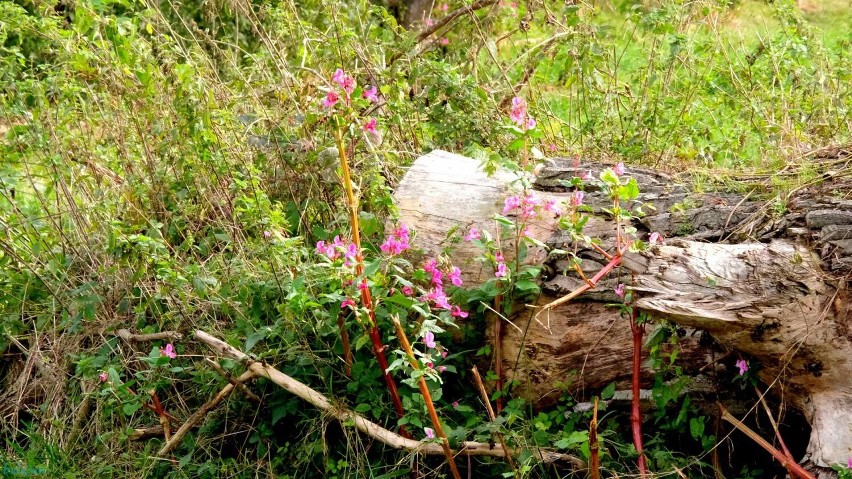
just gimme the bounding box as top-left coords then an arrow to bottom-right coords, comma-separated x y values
392,317 -> 462,479
630,308 -> 648,478
334,125 -> 409,438
589,397 -> 600,479
494,292 -> 504,413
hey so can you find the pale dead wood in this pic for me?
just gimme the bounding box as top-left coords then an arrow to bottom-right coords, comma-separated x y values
157,369 -> 256,456
193,330 -> 585,467
204,358 -> 261,403
116,329 -> 182,342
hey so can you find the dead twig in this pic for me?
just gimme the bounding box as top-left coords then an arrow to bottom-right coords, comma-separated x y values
471,366 -> 516,474
157,369 -> 256,456
719,404 -> 815,479
204,358 -> 261,403
116,329 -> 182,342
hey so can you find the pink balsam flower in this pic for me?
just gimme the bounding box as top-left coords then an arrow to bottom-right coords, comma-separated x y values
614,162 -> 625,176
163,343 -> 177,359
323,91 -> 339,108
649,232 -> 663,244
99,372 -> 108,382
363,118 -> 377,134
363,85 -> 379,103
424,427 -> 436,439
424,331 -> 436,349
341,298 -> 357,309
451,306 -> 468,318
736,359 -> 749,376
463,227 -> 481,241
449,267 -> 463,286
402,285 -> 414,296
495,262 -> 508,278
614,283 -> 625,299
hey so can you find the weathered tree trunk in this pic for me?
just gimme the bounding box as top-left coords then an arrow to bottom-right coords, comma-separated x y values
394,149 -> 852,469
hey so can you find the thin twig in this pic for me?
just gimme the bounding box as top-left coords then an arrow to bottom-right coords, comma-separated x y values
471,366 -> 516,475
157,370 -> 256,456
204,358 -> 261,403
719,404 -> 815,479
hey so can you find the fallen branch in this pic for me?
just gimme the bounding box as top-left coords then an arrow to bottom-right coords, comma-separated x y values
193,329 -> 584,467
116,329 -> 182,342
158,369 -> 256,456
719,405 -> 815,479
204,358 -> 261,403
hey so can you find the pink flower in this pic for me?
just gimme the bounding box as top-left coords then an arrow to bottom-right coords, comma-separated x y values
427,362 -> 434,369
736,359 -> 749,376
424,258 -> 438,274
163,343 -> 177,359
451,306 -> 468,318
332,68 -> 355,94
449,267 -> 463,286
463,227 -> 481,241
494,251 -> 504,262
543,198 -> 561,215
495,262 -> 508,278
614,162 -> 625,176
98,372 -> 108,382
847,457 -> 852,468
363,117 -> 377,134
571,190 -> 584,207
263,230 -> 272,238
341,298 -> 357,309
441,350 -> 448,358
424,427 -> 435,439
425,18 -> 434,27
438,366 -> 446,372
440,3 -> 449,11
649,232 -> 663,244
581,170 -> 592,181
363,85 -> 379,103
547,143 -> 557,153
503,195 -> 521,214
332,68 -> 346,85
452,401 -> 459,408
358,280 -> 368,291
394,224 -> 410,242
323,91 -> 339,108
614,283 -> 625,299
439,37 -> 449,46
402,285 -> 414,296
424,331 -> 436,349
344,243 -> 359,266
521,225 -> 533,238
425,287 -> 451,309
509,97 -> 535,131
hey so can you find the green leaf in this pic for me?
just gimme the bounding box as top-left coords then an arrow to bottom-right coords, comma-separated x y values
122,402 -> 142,416
601,382 -> 616,400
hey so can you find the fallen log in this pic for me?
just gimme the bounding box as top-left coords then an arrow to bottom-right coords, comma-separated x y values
393,150 -> 852,469
193,330 -> 584,468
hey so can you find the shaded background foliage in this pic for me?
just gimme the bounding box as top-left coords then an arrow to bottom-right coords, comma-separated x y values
1,0 -> 850,477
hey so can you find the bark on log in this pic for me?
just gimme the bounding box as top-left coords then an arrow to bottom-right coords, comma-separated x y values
393,149 -> 852,469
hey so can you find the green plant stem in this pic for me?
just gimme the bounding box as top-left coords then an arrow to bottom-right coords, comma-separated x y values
392,317 -> 462,479
333,124 -> 408,437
